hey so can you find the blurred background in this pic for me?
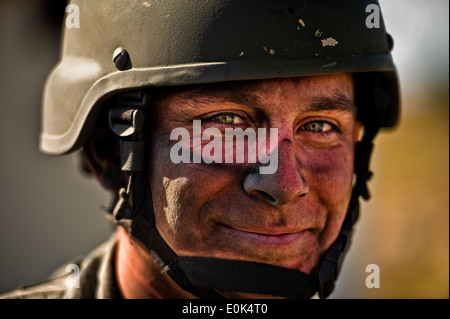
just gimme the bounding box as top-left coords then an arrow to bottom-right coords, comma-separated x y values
0,0 -> 448,298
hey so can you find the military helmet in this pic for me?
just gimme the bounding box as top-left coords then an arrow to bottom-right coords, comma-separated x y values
40,0 -> 399,155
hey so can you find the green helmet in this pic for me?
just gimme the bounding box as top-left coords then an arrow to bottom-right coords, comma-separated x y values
40,0 -> 400,298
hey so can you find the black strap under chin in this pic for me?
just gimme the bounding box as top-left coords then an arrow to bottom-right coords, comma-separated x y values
177,257 -> 317,298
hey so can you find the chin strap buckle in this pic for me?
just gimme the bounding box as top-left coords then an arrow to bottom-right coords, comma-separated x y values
108,91 -> 148,139
108,91 -> 149,221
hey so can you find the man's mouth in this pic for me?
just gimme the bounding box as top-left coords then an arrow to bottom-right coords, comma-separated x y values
216,223 -> 309,248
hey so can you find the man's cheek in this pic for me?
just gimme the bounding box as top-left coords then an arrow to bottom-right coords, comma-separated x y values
304,152 -> 353,205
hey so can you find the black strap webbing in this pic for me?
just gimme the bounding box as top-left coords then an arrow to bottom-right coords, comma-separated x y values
178,257 -> 317,299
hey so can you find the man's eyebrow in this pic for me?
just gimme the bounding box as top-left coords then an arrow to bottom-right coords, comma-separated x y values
307,93 -> 356,114
179,86 -> 356,114
181,88 -> 263,109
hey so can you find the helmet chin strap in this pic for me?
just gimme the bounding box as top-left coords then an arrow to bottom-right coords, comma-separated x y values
107,91 -> 379,299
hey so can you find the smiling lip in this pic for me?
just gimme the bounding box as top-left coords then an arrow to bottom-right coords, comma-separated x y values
217,224 -> 307,247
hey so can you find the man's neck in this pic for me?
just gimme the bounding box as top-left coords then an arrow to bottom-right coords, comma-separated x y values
115,226 -> 197,299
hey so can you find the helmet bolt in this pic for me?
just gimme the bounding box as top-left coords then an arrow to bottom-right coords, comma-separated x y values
113,47 -> 129,70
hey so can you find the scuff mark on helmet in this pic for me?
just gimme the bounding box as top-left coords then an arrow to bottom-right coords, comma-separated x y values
320,61 -> 337,69
321,37 -> 338,47
263,46 -> 276,55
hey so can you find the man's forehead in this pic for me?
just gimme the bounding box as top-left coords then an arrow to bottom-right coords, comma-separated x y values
166,74 -> 356,113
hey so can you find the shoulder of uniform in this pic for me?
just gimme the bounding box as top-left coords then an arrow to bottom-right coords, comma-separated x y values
0,274 -> 69,299
0,257 -> 85,300
0,233 -> 118,299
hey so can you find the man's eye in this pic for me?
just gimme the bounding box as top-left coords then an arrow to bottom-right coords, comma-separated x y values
303,121 -> 334,133
210,113 -> 244,125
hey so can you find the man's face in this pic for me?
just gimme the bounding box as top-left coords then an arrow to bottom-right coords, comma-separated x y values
147,74 -> 360,297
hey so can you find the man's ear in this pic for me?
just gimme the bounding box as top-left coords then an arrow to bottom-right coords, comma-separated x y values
81,127 -> 126,192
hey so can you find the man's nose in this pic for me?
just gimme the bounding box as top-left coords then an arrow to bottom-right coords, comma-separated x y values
243,140 -> 308,207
